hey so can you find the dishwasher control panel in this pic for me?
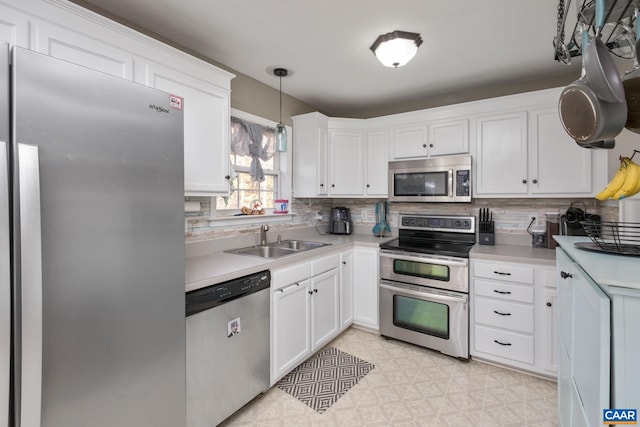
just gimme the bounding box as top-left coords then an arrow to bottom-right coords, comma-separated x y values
186,270 -> 270,316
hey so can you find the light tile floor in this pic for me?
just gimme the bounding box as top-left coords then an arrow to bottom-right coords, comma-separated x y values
221,327 -> 558,426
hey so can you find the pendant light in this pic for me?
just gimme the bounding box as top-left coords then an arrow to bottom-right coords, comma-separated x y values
273,67 -> 288,152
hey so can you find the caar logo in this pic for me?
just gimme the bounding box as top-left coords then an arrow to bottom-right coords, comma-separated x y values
603,409 -> 637,424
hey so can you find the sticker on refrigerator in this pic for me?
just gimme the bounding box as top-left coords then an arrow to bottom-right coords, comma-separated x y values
227,318 -> 241,337
169,95 -> 183,110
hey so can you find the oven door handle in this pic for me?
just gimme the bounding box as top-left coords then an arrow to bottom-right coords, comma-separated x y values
379,250 -> 468,267
379,281 -> 468,304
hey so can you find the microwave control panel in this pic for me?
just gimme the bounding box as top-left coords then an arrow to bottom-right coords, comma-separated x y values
455,170 -> 470,197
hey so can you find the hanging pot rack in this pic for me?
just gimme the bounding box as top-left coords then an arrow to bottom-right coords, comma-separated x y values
555,0 -> 640,62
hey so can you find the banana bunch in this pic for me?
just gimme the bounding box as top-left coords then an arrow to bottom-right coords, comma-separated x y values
595,157 -> 640,200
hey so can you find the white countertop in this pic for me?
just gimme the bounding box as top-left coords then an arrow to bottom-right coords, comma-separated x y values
470,243 -> 557,266
185,232 -> 394,292
554,236 -> 640,292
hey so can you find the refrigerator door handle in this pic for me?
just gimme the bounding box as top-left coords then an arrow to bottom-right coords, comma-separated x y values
0,140 -> 10,427
15,143 -> 42,427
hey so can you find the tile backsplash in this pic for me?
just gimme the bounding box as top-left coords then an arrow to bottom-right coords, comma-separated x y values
185,196 -> 617,244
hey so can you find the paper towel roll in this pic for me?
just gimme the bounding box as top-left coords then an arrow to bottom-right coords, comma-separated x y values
184,201 -> 201,212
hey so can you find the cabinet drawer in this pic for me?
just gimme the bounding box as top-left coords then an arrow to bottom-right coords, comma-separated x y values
474,325 -> 534,364
272,262 -> 311,290
473,261 -> 534,285
474,297 -> 534,333
474,279 -> 534,303
311,253 -> 340,276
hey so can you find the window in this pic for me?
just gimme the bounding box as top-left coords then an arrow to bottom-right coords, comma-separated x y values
215,111 -> 286,213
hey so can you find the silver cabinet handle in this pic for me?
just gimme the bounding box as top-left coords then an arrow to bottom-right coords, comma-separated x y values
17,143 -> 43,427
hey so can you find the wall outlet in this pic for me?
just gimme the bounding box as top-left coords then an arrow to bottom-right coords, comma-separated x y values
362,209 -> 367,221
315,211 -> 323,221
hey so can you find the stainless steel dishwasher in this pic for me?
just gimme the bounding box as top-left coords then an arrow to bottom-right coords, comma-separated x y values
186,270 -> 271,427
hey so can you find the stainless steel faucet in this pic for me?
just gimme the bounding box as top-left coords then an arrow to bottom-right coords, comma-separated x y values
259,224 -> 269,246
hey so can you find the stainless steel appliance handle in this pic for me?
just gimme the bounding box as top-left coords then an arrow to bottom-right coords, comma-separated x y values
448,169 -> 453,197
16,143 -> 43,427
0,140 -> 9,427
379,250 -> 468,267
379,281 -> 468,304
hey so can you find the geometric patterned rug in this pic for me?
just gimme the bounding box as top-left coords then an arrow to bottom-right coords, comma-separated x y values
276,346 -> 375,414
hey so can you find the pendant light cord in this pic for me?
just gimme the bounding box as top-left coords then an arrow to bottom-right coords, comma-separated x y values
279,74 -> 282,124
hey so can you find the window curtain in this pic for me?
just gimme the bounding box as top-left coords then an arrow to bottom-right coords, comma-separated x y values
230,116 -> 275,182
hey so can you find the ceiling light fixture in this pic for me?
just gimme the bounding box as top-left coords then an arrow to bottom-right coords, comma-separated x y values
370,31 -> 422,68
273,67 -> 288,152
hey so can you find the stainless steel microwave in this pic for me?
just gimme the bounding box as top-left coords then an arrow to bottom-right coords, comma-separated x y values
388,154 -> 472,202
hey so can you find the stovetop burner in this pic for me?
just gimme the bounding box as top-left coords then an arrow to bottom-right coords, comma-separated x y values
380,214 -> 476,258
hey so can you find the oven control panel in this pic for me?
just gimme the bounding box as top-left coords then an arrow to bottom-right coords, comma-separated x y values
399,214 -> 475,233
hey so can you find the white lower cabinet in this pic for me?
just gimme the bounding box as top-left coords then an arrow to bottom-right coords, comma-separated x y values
353,246 -> 379,330
470,258 -> 557,377
270,253 -> 340,384
339,250 -> 354,328
310,269 -> 340,349
556,248 -> 610,427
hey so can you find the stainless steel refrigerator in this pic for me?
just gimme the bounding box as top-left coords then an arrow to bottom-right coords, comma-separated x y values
0,43 -> 186,426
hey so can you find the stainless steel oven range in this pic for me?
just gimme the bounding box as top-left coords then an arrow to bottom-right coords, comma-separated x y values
379,214 -> 475,360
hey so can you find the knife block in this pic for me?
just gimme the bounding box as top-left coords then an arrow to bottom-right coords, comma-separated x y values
479,232 -> 495,246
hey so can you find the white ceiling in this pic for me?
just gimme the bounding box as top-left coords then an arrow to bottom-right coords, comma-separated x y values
74,0 -> 587,116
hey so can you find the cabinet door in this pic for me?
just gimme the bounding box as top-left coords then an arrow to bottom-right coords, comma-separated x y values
292,113 -> 328,197
391,124 -> 428,159
542,287 -> 558,374
35,22 -> 135,80
311,269 -> 340,349
571,265 -> 610,426
529,107 -> 593,195
271,280 -> 311,383
353,247 -> 379,329
317,126 -> 329,195
475,111 -> 528,195
340,250 -> 354,329
0,6 -> 31,48
144,62 -> 230,195
428,118 -> 469,156
329,130 -> 364,195
364,131 -> 389,197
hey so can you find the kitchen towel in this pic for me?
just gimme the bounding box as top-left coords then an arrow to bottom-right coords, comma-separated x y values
277,346 -> 374,414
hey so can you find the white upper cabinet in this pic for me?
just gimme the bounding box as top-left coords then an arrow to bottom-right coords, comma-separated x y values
144,62 -> 231,195
390,117 -> 469,160
4,0 -> 234,196
428,117 -> 469,156
292,112 -> 329,198
364,130 -> 389,197
473,89 -> 607,198
0,7 -> 33,48
529,107 -> 594,195
35,22 -> 135,80
391,124 -> 428,159
475,111 -> 529,195
329,129 -> 365,196
292,115 -> 388,198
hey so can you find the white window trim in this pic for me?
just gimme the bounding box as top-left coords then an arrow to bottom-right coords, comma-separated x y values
209,108 -> 292,223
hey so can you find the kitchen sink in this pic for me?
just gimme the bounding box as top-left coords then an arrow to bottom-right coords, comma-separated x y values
226,240 -> 331,259
273,240 -> 330,251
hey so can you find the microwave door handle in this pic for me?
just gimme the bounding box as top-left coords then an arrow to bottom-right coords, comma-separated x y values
448,169 -> 453,197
